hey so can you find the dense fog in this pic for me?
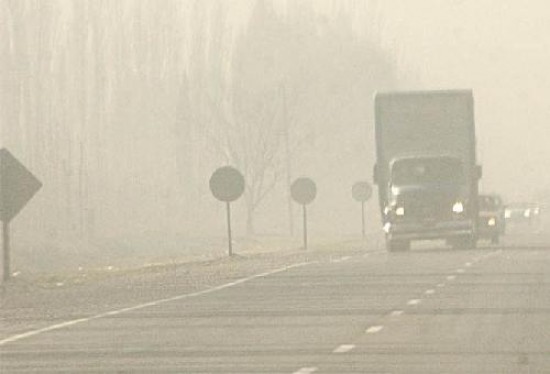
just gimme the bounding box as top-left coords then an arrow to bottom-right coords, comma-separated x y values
376,0 -> 550,202
1,0 -> 547,273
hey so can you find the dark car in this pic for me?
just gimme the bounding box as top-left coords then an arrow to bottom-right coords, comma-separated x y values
478,194 -> 505,244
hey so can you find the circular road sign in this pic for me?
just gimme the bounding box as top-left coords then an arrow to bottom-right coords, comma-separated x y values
352,181 -> 372,202
209,166 -> 245,202
291,177 -> 317,205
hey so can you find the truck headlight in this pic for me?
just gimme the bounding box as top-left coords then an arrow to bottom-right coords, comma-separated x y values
452,201 -> 464,214
395,206 -> 405,216
487,217 -> 496,226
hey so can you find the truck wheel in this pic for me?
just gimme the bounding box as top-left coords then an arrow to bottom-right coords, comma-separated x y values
387,239 -> 410,252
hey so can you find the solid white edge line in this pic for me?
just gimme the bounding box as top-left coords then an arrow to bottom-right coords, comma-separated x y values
0,262 -> 312,347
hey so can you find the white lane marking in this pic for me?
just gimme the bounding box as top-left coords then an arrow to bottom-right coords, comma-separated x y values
436,283 -> 445,288
366,325 -> 384,334
341,256 -> 352,262
293,368 -> 318,374
0,318 -> 90,345
333,344 -> 355,353
407,299 -> 421,306
390,310 -> 404,317
456,269 -> 465,274
0,262 -> 312,347
332,344 -> 355,353
363,253 -> 370,258
465,262 -> 472,267
446,275 -> 456,281
424,289 -> 435,295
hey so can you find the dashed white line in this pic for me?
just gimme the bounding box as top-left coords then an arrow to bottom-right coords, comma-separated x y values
366,325 -> 384,334
446,275 -> 457,281
465,262 -> 472,267
293,367 -> 318,374
456,269 -> 465,274
341,256 -> 352,262
407,299 -> 421,306
424,289 -> 435,295
0,262 -> 312,347
333,344 -> 355,353
390,310 -> 404,317
436,283 -> 445,288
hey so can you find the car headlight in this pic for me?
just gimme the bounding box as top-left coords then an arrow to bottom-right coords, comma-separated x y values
487,217 -> 496,226
395,206 -> 405,216
524,209 -> 531,218
452,201 -> 464,214
391,185 -> 400,195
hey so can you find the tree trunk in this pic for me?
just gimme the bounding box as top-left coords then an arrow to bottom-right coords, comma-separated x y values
246,198 -> 255,236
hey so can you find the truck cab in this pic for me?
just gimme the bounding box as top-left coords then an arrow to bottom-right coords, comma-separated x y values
382,155 -> 475,251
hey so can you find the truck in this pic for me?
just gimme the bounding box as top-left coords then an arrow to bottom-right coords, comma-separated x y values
373,90 -> 482,251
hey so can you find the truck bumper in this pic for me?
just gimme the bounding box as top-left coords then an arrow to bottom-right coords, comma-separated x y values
386,220 -> 474,241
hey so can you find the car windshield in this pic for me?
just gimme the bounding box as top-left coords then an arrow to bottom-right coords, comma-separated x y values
479,196 -> 499,210
391,157 -> 464,186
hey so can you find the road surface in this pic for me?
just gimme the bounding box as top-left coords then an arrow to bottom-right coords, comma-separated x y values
1,242 -> 549,373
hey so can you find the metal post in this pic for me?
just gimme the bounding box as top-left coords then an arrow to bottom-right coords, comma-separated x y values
226,202 -> 233,256
361,201 -> 366,239
303,204 -> 308,250
3,221 -> 10,282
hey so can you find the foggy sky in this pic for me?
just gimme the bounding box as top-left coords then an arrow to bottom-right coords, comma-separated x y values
375,0 -> 550,202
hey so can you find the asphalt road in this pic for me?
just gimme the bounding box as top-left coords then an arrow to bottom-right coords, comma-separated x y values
1,241 -> 550,373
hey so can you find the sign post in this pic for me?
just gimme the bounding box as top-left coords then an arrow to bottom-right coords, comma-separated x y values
352,181 -> 372,239
3,222 -> 10,282
291,177 -> 317,250
209,166 -> 245,257
0,148 -> 42,282
226,202 -> 233,256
